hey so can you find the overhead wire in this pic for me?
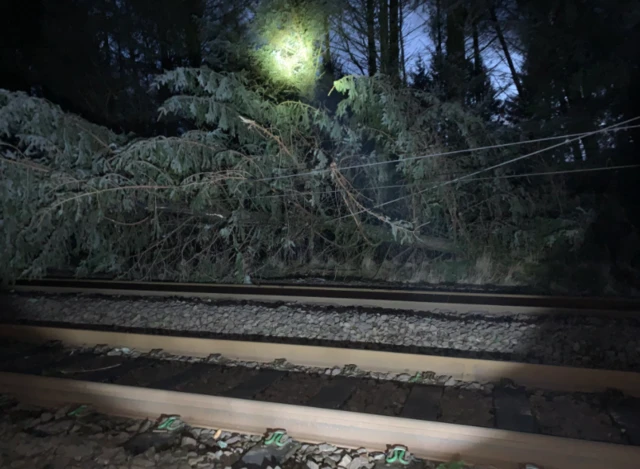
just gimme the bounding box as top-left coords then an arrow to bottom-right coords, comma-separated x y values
329,115 -> 640,221
252,123 -> 640,183
130,163 -> 640,223
44,119 -> 639,215
101,121 -> 640,223
251,163 -> 640,201
462,163 -> 640,182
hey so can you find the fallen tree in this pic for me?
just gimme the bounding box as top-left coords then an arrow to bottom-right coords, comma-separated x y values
0,69 -> 590,285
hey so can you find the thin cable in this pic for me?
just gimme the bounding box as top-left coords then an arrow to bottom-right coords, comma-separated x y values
253,123 -> 640,183
463,163 -> 640,182
233,163 -> 640,201
138,163 -> 640,220
331,116 -> 640,220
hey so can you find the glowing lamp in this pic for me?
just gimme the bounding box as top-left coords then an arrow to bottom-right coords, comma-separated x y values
267,30 -> 315,84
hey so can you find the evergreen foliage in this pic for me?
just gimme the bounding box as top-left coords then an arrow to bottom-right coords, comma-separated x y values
0,67 -> 589,285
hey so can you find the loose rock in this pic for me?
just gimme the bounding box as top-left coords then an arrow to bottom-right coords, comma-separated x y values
338,454 -> 352,467
318,443 -> 337,453
8,293 -> 640,371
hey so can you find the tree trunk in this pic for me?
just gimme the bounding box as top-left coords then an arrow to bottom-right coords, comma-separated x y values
323,14 -> 333,74
488,2 -> 523,98
366,0 -> 377,75
564,89 -> 600,161
399,0 -> 406,84
379,0 -> 389,74
160,41 -> 172,71
557,94 -> 583,161
148,203 -> 457,253
117,39 -> 125,77
472,20 -> 483,103
185,0 -> 202,67
445,2 -> 466,100
389,0 -> 399,81
359,223 -> 457,253
472,22 -> 481,75
435,0 -> 443,55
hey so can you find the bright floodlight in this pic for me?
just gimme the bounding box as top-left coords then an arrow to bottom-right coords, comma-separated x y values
268,30 -> 314,84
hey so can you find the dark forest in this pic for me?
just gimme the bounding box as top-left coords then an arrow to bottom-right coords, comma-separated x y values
1,0 -> 639,295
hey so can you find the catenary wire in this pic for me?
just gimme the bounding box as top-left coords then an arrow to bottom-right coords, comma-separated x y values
251,123 -> 640,183
329,116 -> 640,221
250,163 -> 640,201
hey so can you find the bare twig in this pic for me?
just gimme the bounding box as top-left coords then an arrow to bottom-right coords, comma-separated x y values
103,215 -> 151,226
0,142 -> 52,173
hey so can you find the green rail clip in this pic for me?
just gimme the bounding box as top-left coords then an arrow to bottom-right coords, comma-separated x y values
154,415 -> 184,432
264,429 -> 288,447
386,445 -> 411,465
68,405 -> 91,418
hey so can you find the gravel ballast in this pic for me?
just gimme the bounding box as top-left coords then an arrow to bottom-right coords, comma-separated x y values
0,397 -> 477,469
2,293 -> 640,371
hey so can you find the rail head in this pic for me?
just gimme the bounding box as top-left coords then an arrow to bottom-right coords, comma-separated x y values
2,324 -> 640,397
11,278 -> 640,316
1,372 -> 638,469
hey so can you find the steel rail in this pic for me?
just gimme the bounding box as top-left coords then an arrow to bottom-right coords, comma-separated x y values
2,325 -> 640,396
0,372 -> 638,469
12,278 -> 640,316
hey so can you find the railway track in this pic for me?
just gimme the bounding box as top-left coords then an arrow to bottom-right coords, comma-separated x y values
1,324 -> 640,469
12,278 -> 640,316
